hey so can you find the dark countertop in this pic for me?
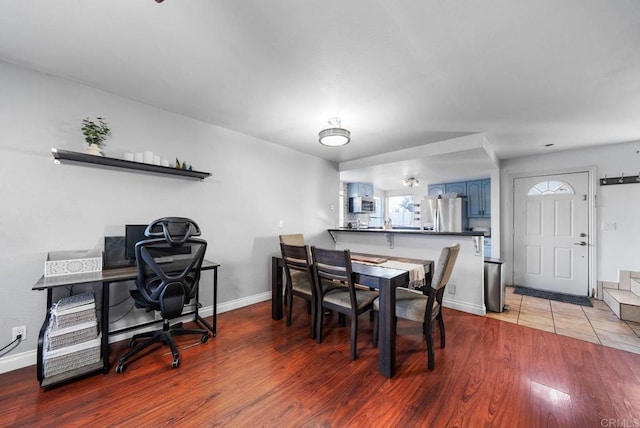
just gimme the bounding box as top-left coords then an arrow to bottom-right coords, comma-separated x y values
328,228 -> 485,237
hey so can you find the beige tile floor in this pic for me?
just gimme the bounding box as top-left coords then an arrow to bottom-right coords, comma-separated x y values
486,287 -> 640,354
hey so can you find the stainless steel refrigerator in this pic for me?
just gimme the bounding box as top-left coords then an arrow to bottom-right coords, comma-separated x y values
422,195 -> 468,232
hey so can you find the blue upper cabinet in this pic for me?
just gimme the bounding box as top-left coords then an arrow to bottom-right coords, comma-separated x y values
347,182 -> 374,197
444,181 -> 467,196
427,183 -> 445,195
467,179 -> 491,217
429,181 -> 466,196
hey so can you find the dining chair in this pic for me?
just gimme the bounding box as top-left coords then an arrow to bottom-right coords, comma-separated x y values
279,234 -> 310,315
311,246 -> 379,360
279,243 -> 317,338
373,243 -> 460,370
279,234 -> 305,246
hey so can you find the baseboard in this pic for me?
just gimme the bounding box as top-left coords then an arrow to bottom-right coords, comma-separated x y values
443,297 -> 486,316
0,291 -> 272,375
0,348 -> 37,375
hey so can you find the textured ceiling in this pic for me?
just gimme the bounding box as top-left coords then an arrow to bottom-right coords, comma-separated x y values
1,1 -> 639,189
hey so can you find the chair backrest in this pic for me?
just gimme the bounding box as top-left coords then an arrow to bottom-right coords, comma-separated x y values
310,247 -> 356,305
430,243 -> 461,292
426,244 -> 460,319
279,234 -> 305,246
280,242 -> 314,289
135,218 -> 207,320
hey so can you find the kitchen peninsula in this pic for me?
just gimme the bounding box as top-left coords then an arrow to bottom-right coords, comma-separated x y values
328,228 -> 487,315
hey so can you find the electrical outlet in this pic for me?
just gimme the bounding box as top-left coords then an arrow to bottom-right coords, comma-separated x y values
447,285 -> 456,295
12,325 -> 26,341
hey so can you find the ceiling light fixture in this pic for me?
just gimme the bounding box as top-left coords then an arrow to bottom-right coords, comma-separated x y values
403,177 -> 420,187
319,117 -> 350,147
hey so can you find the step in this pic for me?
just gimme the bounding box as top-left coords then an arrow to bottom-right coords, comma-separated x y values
603,288 -> 640,323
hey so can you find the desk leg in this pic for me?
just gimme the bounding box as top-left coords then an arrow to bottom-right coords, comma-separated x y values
272,257 -> 284,320
378,278 -> 396,378
102,282 -> 111,373
195,266 -> 217,336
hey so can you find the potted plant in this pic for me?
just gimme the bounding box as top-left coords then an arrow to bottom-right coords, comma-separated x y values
81,117 -> 111,155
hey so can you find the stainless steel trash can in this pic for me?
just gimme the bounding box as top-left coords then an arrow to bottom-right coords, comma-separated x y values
484,258 -> 506,312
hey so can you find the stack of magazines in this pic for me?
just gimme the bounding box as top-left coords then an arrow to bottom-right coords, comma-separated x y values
43,291 -> 101,377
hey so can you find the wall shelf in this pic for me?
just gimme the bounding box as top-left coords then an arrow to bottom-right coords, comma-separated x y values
599,175 -> 640,186
51,148 -> 211,180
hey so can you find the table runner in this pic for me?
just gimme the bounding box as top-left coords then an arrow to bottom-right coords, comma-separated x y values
353,259 -> 425,289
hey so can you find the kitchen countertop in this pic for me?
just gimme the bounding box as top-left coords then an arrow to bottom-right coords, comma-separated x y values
328,227 -> 485,237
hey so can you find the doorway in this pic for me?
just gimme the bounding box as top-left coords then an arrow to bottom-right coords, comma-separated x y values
513,171 -> 591,296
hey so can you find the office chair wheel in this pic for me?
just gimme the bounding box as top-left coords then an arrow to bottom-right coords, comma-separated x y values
115,362 -> 126,373
200,334 -> 209,343
172,358 -> 180,369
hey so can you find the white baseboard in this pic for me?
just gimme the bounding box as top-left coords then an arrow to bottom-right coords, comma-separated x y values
443,297 -> 486,316
0,291 -> 272,375
0,348 -> 37,375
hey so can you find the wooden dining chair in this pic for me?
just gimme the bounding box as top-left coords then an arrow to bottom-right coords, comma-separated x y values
279,234 -> 304,246
279,233 -> 309,313
373,243 -> 460,370
279,242 -> 317,338
311,247 -> 379,360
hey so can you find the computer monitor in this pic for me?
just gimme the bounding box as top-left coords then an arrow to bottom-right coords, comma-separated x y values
125,224 -> 148,260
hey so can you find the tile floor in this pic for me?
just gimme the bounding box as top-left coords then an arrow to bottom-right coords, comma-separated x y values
486,287 -> 640,354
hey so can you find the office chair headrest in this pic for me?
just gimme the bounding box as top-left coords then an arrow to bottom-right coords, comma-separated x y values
145,217 -> 201,246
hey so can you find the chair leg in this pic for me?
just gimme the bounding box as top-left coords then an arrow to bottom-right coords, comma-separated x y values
338,313 -> 346,327
437,312 -> 445,348
350,314 -> 358,360
316,304 -> 324,344
372,310 -> 378,348
310,299 -> 316,340
306,301 -> 312,314
426,325 -> 435,370
286,288 -> 293,327
117,331 -> 163,366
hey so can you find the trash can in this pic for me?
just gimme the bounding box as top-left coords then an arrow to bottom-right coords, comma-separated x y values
484,258 -> 506,312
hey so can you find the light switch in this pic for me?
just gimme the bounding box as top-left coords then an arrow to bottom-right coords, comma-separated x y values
602,222 -> 616,231
279,220 -> 284,228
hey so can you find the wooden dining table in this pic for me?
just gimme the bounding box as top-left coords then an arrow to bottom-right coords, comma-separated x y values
271,253 -> 433,378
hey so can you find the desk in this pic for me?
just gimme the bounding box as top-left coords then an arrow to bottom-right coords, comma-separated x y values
32,260 -> 219,387
271,254 -> 432,378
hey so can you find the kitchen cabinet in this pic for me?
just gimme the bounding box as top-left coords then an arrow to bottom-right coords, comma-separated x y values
427,184 -> 445,195
428,178 -> 491,218
445,181 -> 467,195
467,179 -> 491,217
347,182 -> 374,197
428,182 -> 466,195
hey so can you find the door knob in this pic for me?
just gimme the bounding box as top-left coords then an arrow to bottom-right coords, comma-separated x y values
573,241 -> 587,246
579,233 -> 587,237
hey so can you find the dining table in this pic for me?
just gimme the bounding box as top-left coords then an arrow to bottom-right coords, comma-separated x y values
271,252 -> 433,378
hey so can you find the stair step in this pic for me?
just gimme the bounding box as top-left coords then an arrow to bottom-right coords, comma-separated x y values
603,289 -> 640,323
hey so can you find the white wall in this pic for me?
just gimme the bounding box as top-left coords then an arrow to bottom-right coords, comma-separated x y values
501,140 -> 640,285
0,61 -> 339,367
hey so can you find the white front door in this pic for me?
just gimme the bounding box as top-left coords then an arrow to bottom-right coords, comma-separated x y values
513,172 -> 590,296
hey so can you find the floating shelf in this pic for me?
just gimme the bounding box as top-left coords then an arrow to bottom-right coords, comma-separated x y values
51,148 -> 211,180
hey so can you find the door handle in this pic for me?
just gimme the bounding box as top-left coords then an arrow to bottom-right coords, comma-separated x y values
573,241 -> 587,246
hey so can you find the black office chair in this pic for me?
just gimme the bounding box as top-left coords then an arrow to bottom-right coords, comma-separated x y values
115,217 -> 208,373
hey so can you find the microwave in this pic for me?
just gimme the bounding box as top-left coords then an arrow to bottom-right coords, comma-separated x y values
349,196 -> 376,213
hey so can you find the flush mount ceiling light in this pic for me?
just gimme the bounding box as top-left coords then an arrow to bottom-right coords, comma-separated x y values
319,117 -> 351,147
403,177 -> 420,187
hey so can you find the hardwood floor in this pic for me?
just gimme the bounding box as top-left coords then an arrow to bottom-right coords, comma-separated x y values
1,300 -> 639,427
